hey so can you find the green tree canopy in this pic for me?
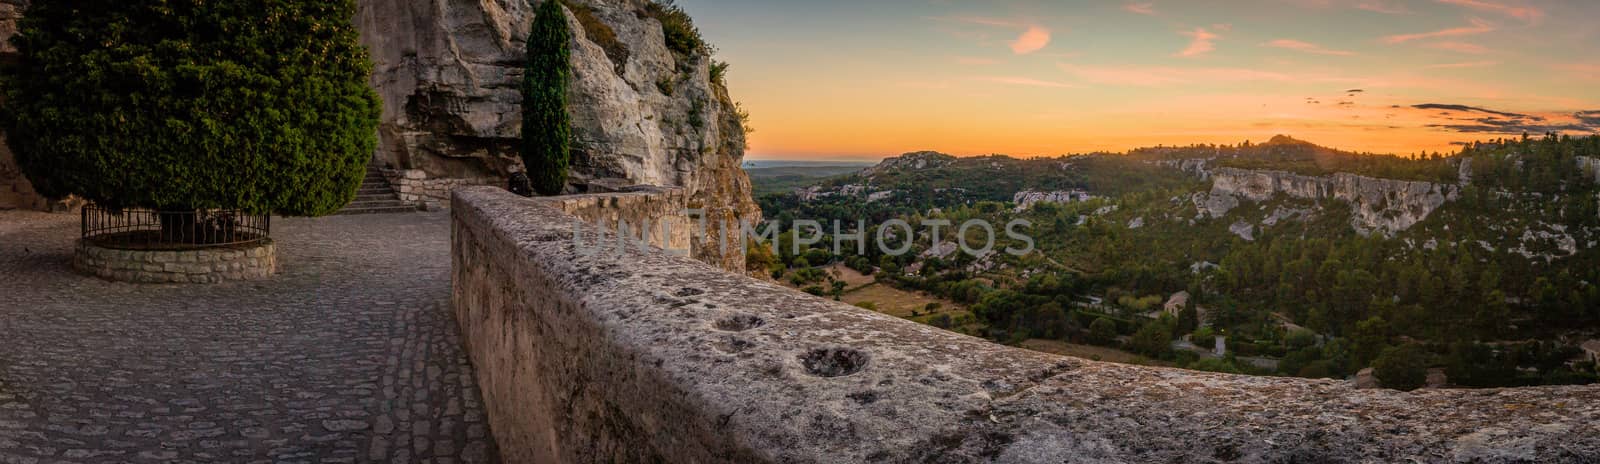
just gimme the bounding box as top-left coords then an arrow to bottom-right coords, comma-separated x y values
1,0 -> 381,215
522,0 -> 573,195
1373,344 -> 1429,391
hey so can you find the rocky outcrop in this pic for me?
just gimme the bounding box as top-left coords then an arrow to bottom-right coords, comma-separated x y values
862,151 -> 955,179
1206,167 -> 1458,236
355,0 -> 757,270
1012,189 -> 1093,212
0,0 -> 39,211
1580,156 -> 1600,182
1151,158 -> 1211,180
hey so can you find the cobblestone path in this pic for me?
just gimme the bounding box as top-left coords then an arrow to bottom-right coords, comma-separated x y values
0,211 -> 499,463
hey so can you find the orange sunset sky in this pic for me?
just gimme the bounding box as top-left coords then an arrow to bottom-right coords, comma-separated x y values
674,0 -> 1600,160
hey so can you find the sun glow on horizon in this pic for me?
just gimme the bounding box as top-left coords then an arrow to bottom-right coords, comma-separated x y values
677,0 -> 1600,161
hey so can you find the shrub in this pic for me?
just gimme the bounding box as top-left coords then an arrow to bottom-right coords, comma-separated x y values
642,1 -> 706,56
1373,344 -> 1429,391
1286,328 -> 1318,350
1191,358 -> 1242,374
523,0 -> 574,195
710,59 -> 730,84
560,0 -> 628,71
0,0 -> 381,215
1088,317 -> 1117,345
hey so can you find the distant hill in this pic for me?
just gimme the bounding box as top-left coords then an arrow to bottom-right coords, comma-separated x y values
745,165 -> 869,196
744,165 -> 867,179
755,134 -> 1600,386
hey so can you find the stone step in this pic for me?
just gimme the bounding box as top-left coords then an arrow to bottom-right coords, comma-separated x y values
357,187 -> 394,195
354,195 -> 400,203
346,199 -> 412,208
335,205 -> 420,215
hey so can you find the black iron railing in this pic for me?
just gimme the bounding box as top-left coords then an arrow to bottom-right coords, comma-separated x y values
81,205 -> 270,250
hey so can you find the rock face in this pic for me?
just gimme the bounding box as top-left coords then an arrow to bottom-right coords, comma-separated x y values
1012,189 -> 1093,212
0,0 -> 42,211
861,151 -> 955,179
355,0 -> 757,270
1206,167 -> 1458,236
1580,156 -> 1600,182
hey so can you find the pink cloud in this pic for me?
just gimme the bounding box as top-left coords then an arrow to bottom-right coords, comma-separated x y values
1356,1 -> 1410,14
929,16 -> 1051,55
1424,41 -> 1491,54
1057,64 -> 1301,87
1422,60 -> 1500,69
1435,0 -> 1543,23
977,76 -> 1078,88
1551,63 -> 1600,80
1177,27 -> 1220,57
1011,26 -> 1052,54
1264,39 -> 1357,56
1124,3 -> 1157,15
934,16 -> 1025,28
1382,18 -> 1495,43
954,56 -> 1001,66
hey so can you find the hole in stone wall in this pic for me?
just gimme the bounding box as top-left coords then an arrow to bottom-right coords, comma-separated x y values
799,348 -> 868,378
714,314 -> 764,332
674,287 -> 705,297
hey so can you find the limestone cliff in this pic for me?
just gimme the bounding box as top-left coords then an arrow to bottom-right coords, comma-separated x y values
355,0 -> 758,270
1200,167 -> 1458,236
0,0 -> 41,211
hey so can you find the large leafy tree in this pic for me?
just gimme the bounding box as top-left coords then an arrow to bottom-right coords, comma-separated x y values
0,0 -> 381,215
522,0 -> 573,196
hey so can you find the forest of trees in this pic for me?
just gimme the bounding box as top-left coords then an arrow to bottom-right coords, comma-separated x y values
754,134 -> 1600,389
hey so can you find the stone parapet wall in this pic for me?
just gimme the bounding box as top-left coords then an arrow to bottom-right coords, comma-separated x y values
450,186 -> 1600,463
74,240 -> 277,284
529,186 -> 693,255
380,169 -> 498,211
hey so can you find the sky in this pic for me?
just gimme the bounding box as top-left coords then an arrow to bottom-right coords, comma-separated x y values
671,0 -> 1600,161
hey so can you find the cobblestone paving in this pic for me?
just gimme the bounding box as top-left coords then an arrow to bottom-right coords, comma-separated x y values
0,211 -> 499,463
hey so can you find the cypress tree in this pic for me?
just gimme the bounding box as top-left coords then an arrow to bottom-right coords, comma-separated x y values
0,0 -> 382,216
523,0 -> 573,195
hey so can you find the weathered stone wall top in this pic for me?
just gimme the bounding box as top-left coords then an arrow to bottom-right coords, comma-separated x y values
452,186 -> 1600,463
529,185 -> 693,256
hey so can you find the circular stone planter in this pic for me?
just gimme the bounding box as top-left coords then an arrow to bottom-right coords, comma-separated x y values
73,239 -> 277,284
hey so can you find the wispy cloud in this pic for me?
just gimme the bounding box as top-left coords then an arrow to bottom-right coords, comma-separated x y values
1264,39 -> 1357,56
1177,27 -> 1220,57
1382,18 -> 1496,43
1424,41 -> 1491,54
1551,63 -> 1600,80
1422,60 -> 1500,69
1057,63 -> 1306,86
1435,0 -> 1543,23
933,15 -> 1025,28
1124,2 -> 1157,15
1356,1 -> 1410,14
930,15 -> 1052,55
977,76 -> 1078,88
1011,26 -> 1052,54
1413,103 -> 1596,134
953,56 -> 1001,66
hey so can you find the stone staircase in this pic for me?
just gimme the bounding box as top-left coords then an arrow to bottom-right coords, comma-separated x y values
337,167 -> 420,215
